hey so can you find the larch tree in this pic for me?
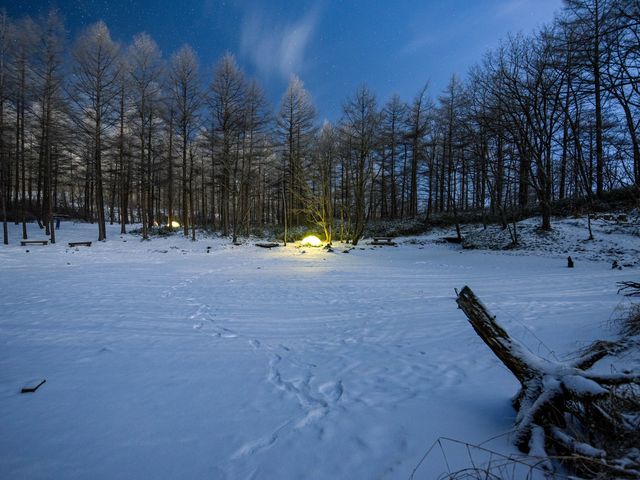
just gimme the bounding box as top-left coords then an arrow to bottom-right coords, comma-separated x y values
307,120 -> 336,243
10,17 -> 38,240
208,53 -> 246,240
0,10 -> 10,245
436,74 -> 466,238
128,32 -> 163,240
32,10 -> 66,243
277,75 -> 316,238
114,53 -> 132,234
406,83 -> 430,218
380,94 -> 407,219
340,85 -> 379,245
239,80 -> 270,237
69,21 -> 121,241
169,44 -> 201,238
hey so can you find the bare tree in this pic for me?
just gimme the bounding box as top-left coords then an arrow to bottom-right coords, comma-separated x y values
10,17 -> 37,240
0,10 -> 10,244
603,0 -> 640,186
169,44 -> 201,238
277,75 -> 316,239
238,80 -> 270,237
128,32 -> 163,239
340,85 -> 379,245
562,0 -> 617,198
380,94 -> 407,218
69,21 -> 121,241
208,53 -> 246,240
406,83 -> 430,218
32,10 -> 66,243
303,120 -> 335,243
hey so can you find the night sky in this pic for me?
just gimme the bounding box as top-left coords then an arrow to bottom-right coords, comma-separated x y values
3,0 -> 563,120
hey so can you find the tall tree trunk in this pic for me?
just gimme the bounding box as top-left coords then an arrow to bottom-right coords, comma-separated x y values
593,0 -> 604,198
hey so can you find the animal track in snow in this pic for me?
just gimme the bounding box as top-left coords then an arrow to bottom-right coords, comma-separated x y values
319,380 -> 343,403
231,421 -> 290,459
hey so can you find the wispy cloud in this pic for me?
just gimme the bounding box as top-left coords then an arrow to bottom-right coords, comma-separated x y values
494,0 -> 532,17
240,4 -> 321,79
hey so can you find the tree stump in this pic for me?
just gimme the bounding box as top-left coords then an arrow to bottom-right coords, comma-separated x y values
455,286 -> 639,477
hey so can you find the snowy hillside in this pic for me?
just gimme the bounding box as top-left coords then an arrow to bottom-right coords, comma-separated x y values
0,220 -> 636,479
417,212 -> 640,267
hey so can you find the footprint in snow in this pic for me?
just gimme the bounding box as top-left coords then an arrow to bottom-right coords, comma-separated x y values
231,431 -> 279,459
231,420 -> 291,459
319,380 -> 343,403
295,407 -> 326,428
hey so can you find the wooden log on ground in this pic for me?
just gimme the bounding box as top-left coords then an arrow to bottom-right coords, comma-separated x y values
68,241 -> 92,247
255,242 -> 280,249
21,379 -> 46,394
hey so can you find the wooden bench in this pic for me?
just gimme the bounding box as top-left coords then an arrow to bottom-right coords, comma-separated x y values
20,240 -> 48,246
68,241 -> 92,247
371,236 -> 396,246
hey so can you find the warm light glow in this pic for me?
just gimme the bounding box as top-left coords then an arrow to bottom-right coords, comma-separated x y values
300,235 -> 322,247
168,220 -> 181,228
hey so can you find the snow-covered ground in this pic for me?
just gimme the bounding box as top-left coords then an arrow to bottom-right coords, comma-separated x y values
0,219 -> 635,479
455,211 -> 640,267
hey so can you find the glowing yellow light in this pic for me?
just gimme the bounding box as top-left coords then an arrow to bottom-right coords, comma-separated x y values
167,220 -> 181,228
300,235 -> 322,247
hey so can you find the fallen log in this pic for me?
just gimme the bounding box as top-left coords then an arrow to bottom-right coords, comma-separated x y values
455,286 -> 640,478
255,242 -> 280,249
21,379 -> 46,394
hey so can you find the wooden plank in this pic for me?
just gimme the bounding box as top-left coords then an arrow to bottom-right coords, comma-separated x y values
68,241 -> 92,247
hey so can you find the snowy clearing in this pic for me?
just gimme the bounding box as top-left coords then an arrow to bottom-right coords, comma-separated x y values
0,220 -> 634,479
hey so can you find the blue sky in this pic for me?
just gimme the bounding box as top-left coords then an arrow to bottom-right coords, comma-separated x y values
5,0 -> 563,120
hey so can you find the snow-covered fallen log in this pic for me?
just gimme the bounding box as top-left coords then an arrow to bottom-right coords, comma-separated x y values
456,286 -> 640,478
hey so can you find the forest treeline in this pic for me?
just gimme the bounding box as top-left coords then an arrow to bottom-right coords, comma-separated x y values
0,0 -> 638,245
